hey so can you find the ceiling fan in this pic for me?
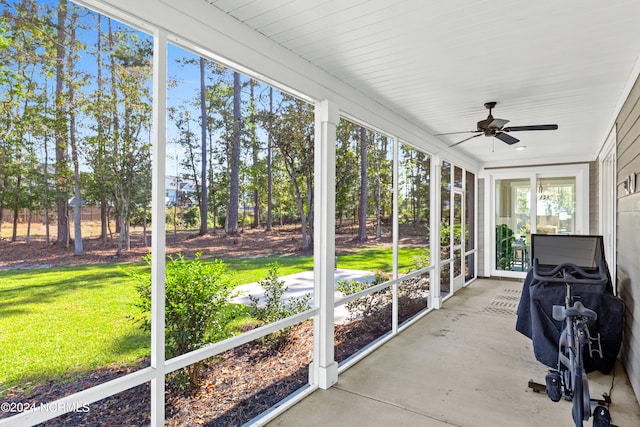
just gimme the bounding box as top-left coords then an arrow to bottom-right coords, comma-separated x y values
437,102 -> 558,148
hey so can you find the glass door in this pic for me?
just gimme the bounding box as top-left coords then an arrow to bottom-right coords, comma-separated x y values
536,177 -> 576,235
490,165 -> 588,278
452,190 -> 464,291
495,178 -> 531,272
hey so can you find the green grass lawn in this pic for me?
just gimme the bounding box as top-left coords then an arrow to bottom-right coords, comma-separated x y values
0,246 -> 426,396
0,263 -> 149,395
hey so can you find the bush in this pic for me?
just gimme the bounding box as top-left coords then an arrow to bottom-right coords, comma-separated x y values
166,208 -> 185,230
412,248 -> 431,270
128,253 -> 237,389
336,271 -> 390,322
130,206 -> 151,227
181,206 -> 200,228
217,214 -> 226,229
248,262 -> 311,345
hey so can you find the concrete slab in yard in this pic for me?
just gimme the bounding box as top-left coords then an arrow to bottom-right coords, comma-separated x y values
233,269 -> 376,323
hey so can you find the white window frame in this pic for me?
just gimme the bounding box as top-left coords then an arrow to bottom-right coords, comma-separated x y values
482,163 -> 590,279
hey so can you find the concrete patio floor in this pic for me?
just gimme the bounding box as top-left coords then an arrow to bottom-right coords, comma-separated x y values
268,278 -> 640,427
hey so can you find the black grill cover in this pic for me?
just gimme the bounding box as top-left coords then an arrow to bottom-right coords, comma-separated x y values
516,269 -> 624,374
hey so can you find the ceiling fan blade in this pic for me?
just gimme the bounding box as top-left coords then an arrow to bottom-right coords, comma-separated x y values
488,118 -> 509,129
494,132 -> 520,145
448,133 -> 483,148
504,124 -> 558,132
435,130 -> 478,136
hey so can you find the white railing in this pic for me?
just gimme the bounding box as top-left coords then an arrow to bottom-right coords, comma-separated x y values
333,266 -> 435,372
1,308 -> 320,427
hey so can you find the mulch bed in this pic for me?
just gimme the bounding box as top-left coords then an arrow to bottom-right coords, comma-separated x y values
1,317 -> 407,426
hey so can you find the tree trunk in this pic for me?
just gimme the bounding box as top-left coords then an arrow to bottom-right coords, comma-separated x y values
284,157 -> 310,251
115,199 -> 128,257
143,205 -> 148,246
199,57 -> 208,235
227,71 -> 241,235
97,15 -> 108,244
100,200 -> 108,243
11,207 -> 17,242
251,82 -> 259,229
54,0 -> 69,245
208,133 -> 216,234
68,12 -> 83,256
26,210 -> 32,243
265,87 -> 273,232
11,172 -> 20,242
357,127 -> 368,242
44,123 -> 50,247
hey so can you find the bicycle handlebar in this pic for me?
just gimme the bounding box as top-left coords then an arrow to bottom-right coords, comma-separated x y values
532,258 -> 608,285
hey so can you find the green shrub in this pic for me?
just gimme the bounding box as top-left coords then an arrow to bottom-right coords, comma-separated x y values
181,206 -> 200,228
248,262 -> 311,345
130,206 -> 151,227
336,272 -> 390,322
412,248 -> 431,270
217,214 -> 226,229
496,224 -> 515,269
128,253 -> 237,389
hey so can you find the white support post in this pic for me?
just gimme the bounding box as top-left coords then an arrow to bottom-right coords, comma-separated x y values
392,136 -> 399,333
431,155 -> 442,309
312,100 -> 338,389
150,28 -> 167,426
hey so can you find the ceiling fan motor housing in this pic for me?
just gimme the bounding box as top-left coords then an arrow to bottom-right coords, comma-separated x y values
478,101 -> 498,132
477,116 -> 494,132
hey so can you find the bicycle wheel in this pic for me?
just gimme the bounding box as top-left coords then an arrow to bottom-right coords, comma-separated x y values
580,369 -> 591,421
572,368 -> 583,426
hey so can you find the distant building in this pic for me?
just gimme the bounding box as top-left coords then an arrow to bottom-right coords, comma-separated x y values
165,176 -> 196,207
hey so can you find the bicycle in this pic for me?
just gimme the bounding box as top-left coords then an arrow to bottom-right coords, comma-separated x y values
532,259 -> 609,427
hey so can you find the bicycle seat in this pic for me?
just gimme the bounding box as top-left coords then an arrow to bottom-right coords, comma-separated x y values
565,301 -> 597,321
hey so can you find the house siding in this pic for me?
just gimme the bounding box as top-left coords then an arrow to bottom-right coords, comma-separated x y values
616,73 -> 640,404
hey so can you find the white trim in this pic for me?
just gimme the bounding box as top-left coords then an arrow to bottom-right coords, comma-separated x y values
150,28 -> 168,427
452,189 -> 465,292
600,55 -> 640,159
599,127 -> 617,291
0,368 -> 156,427
165,309 -> 318,374
392,136 -> 400,334
313,100 -> 338,390
431,155 -> 442,308
464,169 -> 479,285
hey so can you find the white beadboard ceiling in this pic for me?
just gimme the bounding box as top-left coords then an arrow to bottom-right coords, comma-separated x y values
204,0 -> 640,167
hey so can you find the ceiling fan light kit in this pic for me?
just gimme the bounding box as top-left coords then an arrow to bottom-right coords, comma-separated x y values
436,102 -> 558,148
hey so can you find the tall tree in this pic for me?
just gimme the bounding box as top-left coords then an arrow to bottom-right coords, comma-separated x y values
265,86 -> 273,231
67,7 -> 83,255
198,56 -> 208,235
108,25 -> 152,257
357,127 -> 368,242
267,97 -> 314,250
335,119 -> 359,228
249,80 -> 260,229
226,71 -> 241,235
84,13 -> 112,244
0,0 -> 56,243
54,0 -> 70,245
